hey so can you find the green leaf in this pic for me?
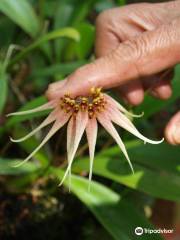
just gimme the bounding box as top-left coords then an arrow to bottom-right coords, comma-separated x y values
73,141 -> 180,201
66,22 -> 95,60
0,0 -> 40,37
1,96 -> 48,135
95,0 -> 116,12
0,158 -> 39,175
0,65 -> 8,113
13,126 -> 50,167
59,0 -> 96,61
53,1 -> 73,60
9,27 -> 80,67
116,0 -> 126,6
52,168 -> 162,240
135,65 -> 180,118
0,16 -> 16,46
70,0 -> 96,26
31,60 -> 87,78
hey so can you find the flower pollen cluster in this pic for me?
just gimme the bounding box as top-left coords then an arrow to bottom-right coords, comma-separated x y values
60,87 -> 107,118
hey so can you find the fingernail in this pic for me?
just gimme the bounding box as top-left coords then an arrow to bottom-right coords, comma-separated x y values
173,122 -> 180,144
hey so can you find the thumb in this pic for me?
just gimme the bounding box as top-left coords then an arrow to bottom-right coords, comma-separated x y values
46,18 -> 180,99
165,111 -> 180,145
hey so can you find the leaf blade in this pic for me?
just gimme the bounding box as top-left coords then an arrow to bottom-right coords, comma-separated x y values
73,142 -> 180,201
52,169 -> 162,240
0,0 -> 40,37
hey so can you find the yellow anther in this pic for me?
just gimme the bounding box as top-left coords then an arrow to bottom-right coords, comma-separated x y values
69,100 -> 75,106
61,88 -> 105,115
74,104 -> 79,110
64,93 -> 70,97
96,87 -> 102,94
90,87 -> 95,94
88,103 -> 93,110
82,97 -> 88,104
93,97 -> 101,104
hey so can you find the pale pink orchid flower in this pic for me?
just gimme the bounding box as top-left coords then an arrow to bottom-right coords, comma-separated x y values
7,88 -> 163,188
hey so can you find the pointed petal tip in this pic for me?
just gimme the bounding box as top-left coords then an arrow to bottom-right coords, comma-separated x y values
6,112 -> 21,117
131,166 -> 135,174
10,137 -> 16,142
131,111 -> 144,118
12,161 -> 25,168
128,160 -> 135,175
147,137 -> 164,145
6,101 -> 55,117
58,180 -> 64,187
10,137 -> 23,143
125,111 -> 144,118
10,137 -> 15,142
156,137 -> 164,144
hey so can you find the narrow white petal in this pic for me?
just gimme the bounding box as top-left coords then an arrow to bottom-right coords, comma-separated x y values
107,107 -> 164,144
104,94 -> 144,118
86,118 -> 98,191
67,116 -> 76,156
107,107 -> 135,128
66,116 -> 76,191
14,113 -> 70,167
10,109 -> 59,142
59,111 -> 88,186
97,113 -> 134,173
7,100 -> 57,117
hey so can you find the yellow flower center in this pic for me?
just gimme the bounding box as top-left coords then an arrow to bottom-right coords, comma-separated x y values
60,88 -> 107,118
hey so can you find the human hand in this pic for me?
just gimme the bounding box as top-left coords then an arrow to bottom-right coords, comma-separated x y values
46,0 -> 180,145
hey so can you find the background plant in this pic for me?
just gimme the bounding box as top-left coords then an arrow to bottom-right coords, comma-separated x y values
0,0 -> 179,239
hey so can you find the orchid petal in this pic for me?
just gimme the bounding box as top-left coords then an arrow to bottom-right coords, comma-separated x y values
66,116 -> 76,191
107,107 -> 138,129
107,107 -> 164,144
14,113 -> 70,167
59,111 -> 88,186
104,94 -> 144,118
10,109 -> 59,142
86,118 -> 98,190
97,112 -> 134,173
6,100 -> 57,117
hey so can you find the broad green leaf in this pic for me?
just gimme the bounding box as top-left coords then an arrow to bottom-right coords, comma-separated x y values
0,158 -> 39,175
65,22 -> 95,60
0,0 -> 40,37
9,27 -> 80,67
53,1 -> 73,60
61,0 -> 96,61
70,0 -> 96,26
73,141 -> 180,201
75,22 -> 95,59
52,168 -> 162,240
135,65 -> 180,118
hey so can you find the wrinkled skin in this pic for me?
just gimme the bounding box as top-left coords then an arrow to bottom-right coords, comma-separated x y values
46,0 -> 180,145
